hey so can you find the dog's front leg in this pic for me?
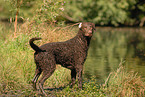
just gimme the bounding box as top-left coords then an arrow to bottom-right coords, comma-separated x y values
70,69 -> 77,87
77,65 -> 83,89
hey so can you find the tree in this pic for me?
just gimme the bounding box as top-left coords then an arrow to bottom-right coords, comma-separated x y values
63,0 -> 145,26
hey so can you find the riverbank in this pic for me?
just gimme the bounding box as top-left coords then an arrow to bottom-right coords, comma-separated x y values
0,22 -> 145,96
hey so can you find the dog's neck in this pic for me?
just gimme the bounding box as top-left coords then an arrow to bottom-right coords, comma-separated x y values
76,30 -> 92,51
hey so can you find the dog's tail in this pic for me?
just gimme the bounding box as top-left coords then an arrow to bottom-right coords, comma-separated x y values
29,37 -> 42,52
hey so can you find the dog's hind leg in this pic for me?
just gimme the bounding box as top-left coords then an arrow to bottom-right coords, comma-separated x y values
38,56 -> 56,96
32,65 -> 42,90
38,68 -> 55,96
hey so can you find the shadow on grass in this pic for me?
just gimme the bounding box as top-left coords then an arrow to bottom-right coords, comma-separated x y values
44,86 -> 66,91
35,86 -> 67,97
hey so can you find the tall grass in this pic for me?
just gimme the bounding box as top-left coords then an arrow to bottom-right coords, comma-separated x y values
0,22 -> 76,95
102,61 -> 145,96
54,61 -> 145,96
0,22 -> 145,96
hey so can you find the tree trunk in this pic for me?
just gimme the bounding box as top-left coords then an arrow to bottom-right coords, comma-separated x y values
14,10 -> 18,38
14,0 -> 23,38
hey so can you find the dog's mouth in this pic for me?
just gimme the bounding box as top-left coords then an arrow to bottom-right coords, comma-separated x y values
85,31 -> 93,37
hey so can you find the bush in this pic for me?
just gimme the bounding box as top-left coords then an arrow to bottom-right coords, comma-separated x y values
64,0 -> 145,26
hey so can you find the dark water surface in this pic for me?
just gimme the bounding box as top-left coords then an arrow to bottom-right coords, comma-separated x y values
84,27 -> 145,82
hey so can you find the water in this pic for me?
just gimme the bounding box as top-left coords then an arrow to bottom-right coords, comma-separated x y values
84,27 -> 145,82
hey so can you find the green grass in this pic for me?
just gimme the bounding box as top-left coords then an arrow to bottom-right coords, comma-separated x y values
0,22 -> 145,96
102,61 -> 145,97
0,22 -> 75,96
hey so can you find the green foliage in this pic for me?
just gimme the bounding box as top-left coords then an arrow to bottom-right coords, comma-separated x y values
0,0 -> 35,18
0,0 -> 65,21
0,0 -> 144,26
33,0 -> 65,23
64,0 -> 140,26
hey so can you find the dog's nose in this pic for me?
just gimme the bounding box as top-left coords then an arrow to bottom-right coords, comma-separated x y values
88,30 -> 92,34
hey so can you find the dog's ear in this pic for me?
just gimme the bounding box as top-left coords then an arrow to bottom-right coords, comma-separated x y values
79,22 -> 82,28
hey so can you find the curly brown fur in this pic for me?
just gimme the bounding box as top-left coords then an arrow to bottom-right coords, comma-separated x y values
29,22 -> 95,96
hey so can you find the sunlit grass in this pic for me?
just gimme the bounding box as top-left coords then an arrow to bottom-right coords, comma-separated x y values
0,22 -> 75,95
102,61 -> 145,97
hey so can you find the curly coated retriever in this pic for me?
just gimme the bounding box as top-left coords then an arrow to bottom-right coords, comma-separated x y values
29,22 -> 96,96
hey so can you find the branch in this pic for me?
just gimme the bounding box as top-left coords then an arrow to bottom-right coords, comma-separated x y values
60,13 -> 78,22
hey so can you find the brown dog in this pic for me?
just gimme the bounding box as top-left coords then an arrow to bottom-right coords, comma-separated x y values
29,22 -> 95,96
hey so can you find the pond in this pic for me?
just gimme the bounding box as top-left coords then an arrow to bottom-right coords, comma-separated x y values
84,27 -> 145,83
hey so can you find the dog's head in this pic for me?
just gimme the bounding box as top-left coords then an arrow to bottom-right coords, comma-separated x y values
79,22 -> 96,37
